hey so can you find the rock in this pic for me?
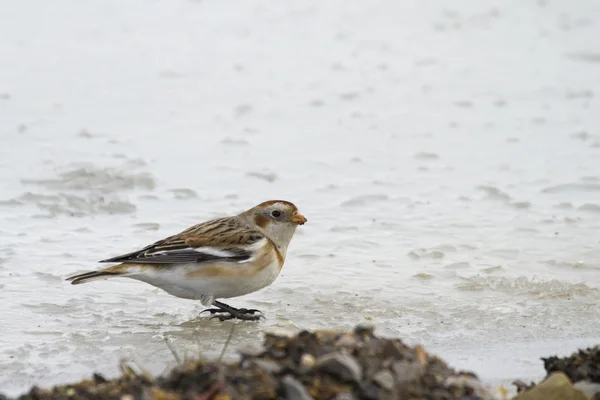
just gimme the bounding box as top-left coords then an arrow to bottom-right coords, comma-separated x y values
335,333 -> 357,348
414,344 -> 428,367
353,324 -> 374,336
513,379 -> 536,393
573,381 -> 600,399
300,353 -> 316,369
373,369 -> 394,391
264,327 -> 296,339
392,361 -> 422,383
92,373 -> 107,384
281,376 -> 314,400
315,353 -> 362,383
513,372 -> 588,400
238,342 -> 266,358
250,359 -> 282,374
381,340 -> 411,361
445,374 -> 494,400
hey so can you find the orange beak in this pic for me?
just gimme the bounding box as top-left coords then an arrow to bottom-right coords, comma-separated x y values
291,212 -> 307,225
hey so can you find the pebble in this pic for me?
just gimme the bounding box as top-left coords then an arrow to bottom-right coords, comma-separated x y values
445,375 -> 494,400
353,324 -> 374,336
300,353 -> 316,369
373,369 -> 395,391
392,361 -> 422,383
335,333 -> 357,348
264,327 -> 296,339
250,359 -> 282,374
315,353 -> 362,383
281,376 -> 314,400
238,342 -> 266,358
92,373 -> 107,384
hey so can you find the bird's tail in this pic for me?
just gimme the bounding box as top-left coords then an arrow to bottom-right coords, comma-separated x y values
66,266 -> 129,285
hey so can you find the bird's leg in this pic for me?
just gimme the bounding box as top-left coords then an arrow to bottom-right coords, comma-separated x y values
201,300 -> 263,321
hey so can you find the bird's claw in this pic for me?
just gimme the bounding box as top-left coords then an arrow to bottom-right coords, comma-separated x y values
201,306 -> 264,321
208,312 -> 263,322
200,307 -> 262,315
238,308 -> 262,315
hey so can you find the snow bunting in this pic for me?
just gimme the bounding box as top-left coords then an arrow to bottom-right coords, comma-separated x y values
66,200 -> 306,321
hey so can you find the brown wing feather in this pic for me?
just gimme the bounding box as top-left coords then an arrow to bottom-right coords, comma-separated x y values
99,216 -> 265,264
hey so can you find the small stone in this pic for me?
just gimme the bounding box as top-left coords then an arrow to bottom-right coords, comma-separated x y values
414,344 -> 428,367
315,353 -> 362,383
270,348 -> 287,359
382,341 -> 407,360
373,370 -> 395,391
513,380 -> 536,393
300,353 -> 316,369
445,374 -> 492,400
250,359 -> 282,374
264,327 -> 296,339
315,330 -> 340,343
281,376 -> 314,400
238,342 -> 266,358
335,334 -> 357,348
353,324 -> 374,336
392,361 -> 422,383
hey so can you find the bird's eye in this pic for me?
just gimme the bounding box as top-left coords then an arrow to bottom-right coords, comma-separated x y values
271,210 -> 281,218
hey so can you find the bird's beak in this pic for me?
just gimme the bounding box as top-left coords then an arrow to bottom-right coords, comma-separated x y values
291,212 -> 307,225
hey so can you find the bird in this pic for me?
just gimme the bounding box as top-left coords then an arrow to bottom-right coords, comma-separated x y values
66,200 -> 307,321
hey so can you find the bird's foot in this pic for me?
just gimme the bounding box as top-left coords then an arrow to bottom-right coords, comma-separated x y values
201,304 -> 263,321
201,307 -> 262,315
210,311 -> 262,322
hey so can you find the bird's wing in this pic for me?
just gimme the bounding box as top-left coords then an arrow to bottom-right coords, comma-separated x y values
99,217 -> 266,264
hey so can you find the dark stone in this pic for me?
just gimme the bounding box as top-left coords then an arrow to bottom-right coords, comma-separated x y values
315,353 -> 362,383
281,376 -> 314,400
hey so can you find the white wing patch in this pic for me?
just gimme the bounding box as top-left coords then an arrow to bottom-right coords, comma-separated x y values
188,238 -> 268,264
193,247 -> 241,258
152,247 -> 236,258
241,238 -> 269,263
